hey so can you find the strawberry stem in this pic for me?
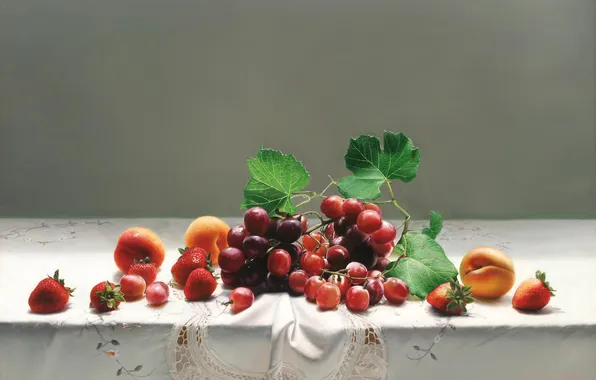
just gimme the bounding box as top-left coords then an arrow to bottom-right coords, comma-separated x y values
96,281 -> 126,309
445,279 -> 475,312
535,270 -> 556,297
49,269 -> 75,296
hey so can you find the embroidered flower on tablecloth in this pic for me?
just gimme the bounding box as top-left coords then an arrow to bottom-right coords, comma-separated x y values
88,322 -> 154,378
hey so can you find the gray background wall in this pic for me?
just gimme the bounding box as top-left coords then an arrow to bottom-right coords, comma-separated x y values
1,0 -> 595,219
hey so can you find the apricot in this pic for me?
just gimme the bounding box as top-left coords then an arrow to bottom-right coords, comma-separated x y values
460,246 -> 515,298
114,227 -> 166,273
184,216 -> 230,265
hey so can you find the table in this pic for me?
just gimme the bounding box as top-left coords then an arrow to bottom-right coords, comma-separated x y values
1,218 -> 595,380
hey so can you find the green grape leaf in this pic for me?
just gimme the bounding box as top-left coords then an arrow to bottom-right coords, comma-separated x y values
241,149 -> 309,216
385,232 -> 458,299
337,131 -> 420,200
421,211 -> 443,239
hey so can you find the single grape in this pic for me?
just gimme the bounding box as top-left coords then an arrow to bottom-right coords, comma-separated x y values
374,257 -> 391,271
302,232 -> 325,251
227,225 -> 249,249
267,249 -> 292,277
221,270 -> 241,288
243,235 -> 269,258
356,210 -> 383,234
228,287 -> 254,313
219,247 -> 246,273
344,225 -> 367,248
265,217 -> 281,239
345,286 -> 369,312
315,244 -> 328,257
328,274 -> 351,299
323,224 -> 335,240
384,278 -> 409,305
304,276 -> 326,302
346,262 -> 368,285
120,274 -> 146,301
303,232 -> 328,257
316,283 -> 341,311
367,269 -> 384,281
326,245 -> 350,270
371,241 -> 394,258
371,221 -> 397,244
342,198 -> 364,219
240,258 -> 267,287
331,236 -> 346,247
277,243 -> 300,263
276,216 -> 302,243
288,269 -> 310,294
363,203 -> 382,216
244,207 -> 270,236
320,195 -> 344,219
365,278 -> 384,306
294,214 -> 308,233
146,281 -> 169,306
299,251 -> 326,276
333,216 -> 353,237
265,273 -> 289,293
350,239 -> 378,269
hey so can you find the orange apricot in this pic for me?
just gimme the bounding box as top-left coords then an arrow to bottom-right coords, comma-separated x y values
113,227 -> 166,273
184,216 -> 230,265
460,246 -> 515,298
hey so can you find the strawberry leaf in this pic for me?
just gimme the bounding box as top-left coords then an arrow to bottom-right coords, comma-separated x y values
337,131 -> 420,200
421,211 -> 443,239
241,149 -> 310,216
385,232 -> 458,299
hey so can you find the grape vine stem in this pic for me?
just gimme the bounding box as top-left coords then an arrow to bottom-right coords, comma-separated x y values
385,179 -> 410,234
294,179 -> 336,208
304,219 -> 333,235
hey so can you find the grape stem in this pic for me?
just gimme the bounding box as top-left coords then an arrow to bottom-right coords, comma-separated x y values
293,190 -> 318,196
382,234 -> 408,276
304,231 -> 326,252
301,210 -> 325,223
294,179 -> 337,208
384,179 -> 411,235
304,219 -> 333,235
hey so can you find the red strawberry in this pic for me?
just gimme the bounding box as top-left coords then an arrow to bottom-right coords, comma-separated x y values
178,246 -> 209,258
512,270 -> 555,311
28,270 -> 74,314
128,257 -> 157,285
427,279 -> 475,315
171,248 -> 213,286
90,281 -> 125,313
184,268 -> 217,301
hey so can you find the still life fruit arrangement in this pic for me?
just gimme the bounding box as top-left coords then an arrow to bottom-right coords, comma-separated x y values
27,131 -> 556,316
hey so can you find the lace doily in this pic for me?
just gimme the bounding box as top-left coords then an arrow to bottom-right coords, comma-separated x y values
166,289 -> 388,380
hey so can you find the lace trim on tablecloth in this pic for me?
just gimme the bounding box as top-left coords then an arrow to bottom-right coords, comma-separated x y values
166,288 -> 388,380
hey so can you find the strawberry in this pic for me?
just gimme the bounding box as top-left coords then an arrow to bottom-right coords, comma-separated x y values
128,257 -> 157,285
28,270 -> 74,314
178,246 -> 209,258
427,279 -> 475,315
90,281 -> 125,313
171,247 -> 213,286
512,270 -> 555,311
184,268 -> 217,301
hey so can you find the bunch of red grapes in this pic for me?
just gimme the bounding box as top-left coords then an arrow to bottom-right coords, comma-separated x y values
218,195 -> 409,312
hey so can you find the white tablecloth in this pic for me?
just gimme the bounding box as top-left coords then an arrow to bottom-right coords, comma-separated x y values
1,218 -> 595,380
